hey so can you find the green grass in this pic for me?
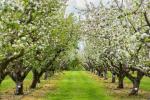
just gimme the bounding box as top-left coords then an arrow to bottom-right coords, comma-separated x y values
140,77 -> 150,91
0,76 -> 15,91
45,71 -> 111,100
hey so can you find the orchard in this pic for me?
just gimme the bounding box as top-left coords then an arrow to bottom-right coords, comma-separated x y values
0,0 -> 150,100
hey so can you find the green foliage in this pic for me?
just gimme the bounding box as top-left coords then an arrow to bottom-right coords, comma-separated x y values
67,58 -> 84,71
144,37 -> 150,43
143,61 -> 150,67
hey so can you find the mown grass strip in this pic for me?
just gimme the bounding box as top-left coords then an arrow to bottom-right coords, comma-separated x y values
45,71 -> 111,100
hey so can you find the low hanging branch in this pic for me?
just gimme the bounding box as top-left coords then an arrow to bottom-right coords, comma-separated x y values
0,49 -> 24,71
0,49 -> 24,83
144,11 -> 150,28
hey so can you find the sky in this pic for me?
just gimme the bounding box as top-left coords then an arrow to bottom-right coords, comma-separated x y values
65,0 -> 100,17
65,0 -> 113,18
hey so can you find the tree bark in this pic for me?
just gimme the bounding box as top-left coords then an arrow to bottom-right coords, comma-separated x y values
0,49 -> 24,84
15,81 -> 23,95
130,71 -> 144,95
100,72 -> 104,77
9,70 -> 30,95
129,79 -> 140,95
103,70 -> 107,80
125,71 -> 144,95
117,74 -> 125,88
30,76 -> 40,89
91,68 -> 94,73
9,61 -> 31,95
44,71 -> 49,80
9,73 -> 25,95
30,69 -> 44,89
97,70 -> 101,76
112,72 -> 116,83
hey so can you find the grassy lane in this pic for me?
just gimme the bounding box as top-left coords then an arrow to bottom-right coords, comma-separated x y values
45,71 -> 111,100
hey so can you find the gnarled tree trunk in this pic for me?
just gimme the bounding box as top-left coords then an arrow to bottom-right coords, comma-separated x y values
111,72 -> 116,83
15,81 -> 23,95
117,74 -> 125,88
9,59 -> 31,95
9,70 -> 29,95
0,50 -> 24,84
125,70 -> 144,95
129,79 -> 141,95
103,68 -> 108,80
44,71 -> 49,80
97,69 -> 101,76
30,69 -> 44,89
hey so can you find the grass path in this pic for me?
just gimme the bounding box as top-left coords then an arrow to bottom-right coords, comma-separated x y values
45,71 -> 111,100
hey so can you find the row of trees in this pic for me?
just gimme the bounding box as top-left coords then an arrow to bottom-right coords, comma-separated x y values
81,0 -> 150,95
0,0 -> 80,95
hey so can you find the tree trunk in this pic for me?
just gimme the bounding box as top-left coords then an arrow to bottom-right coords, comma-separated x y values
9,71 -> 30,95
9,73 -> 24,95
15,81 -> 23,95
30,71 -> 40,89
100,72 -> 104,77
112,72 -> 116,83
117,75 -> 125,88
129,79 -> 140,95
30,69 -> 44,89
0,49 -> 24,84
104,71 -> 108,80
9,70 -> 30,95
125,71 -> 144,95
30,76 -> 40,89
97,70 -> 101,76
130,71 -> 144,95
0,73 -> 4,84
44,71 -> 49,80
